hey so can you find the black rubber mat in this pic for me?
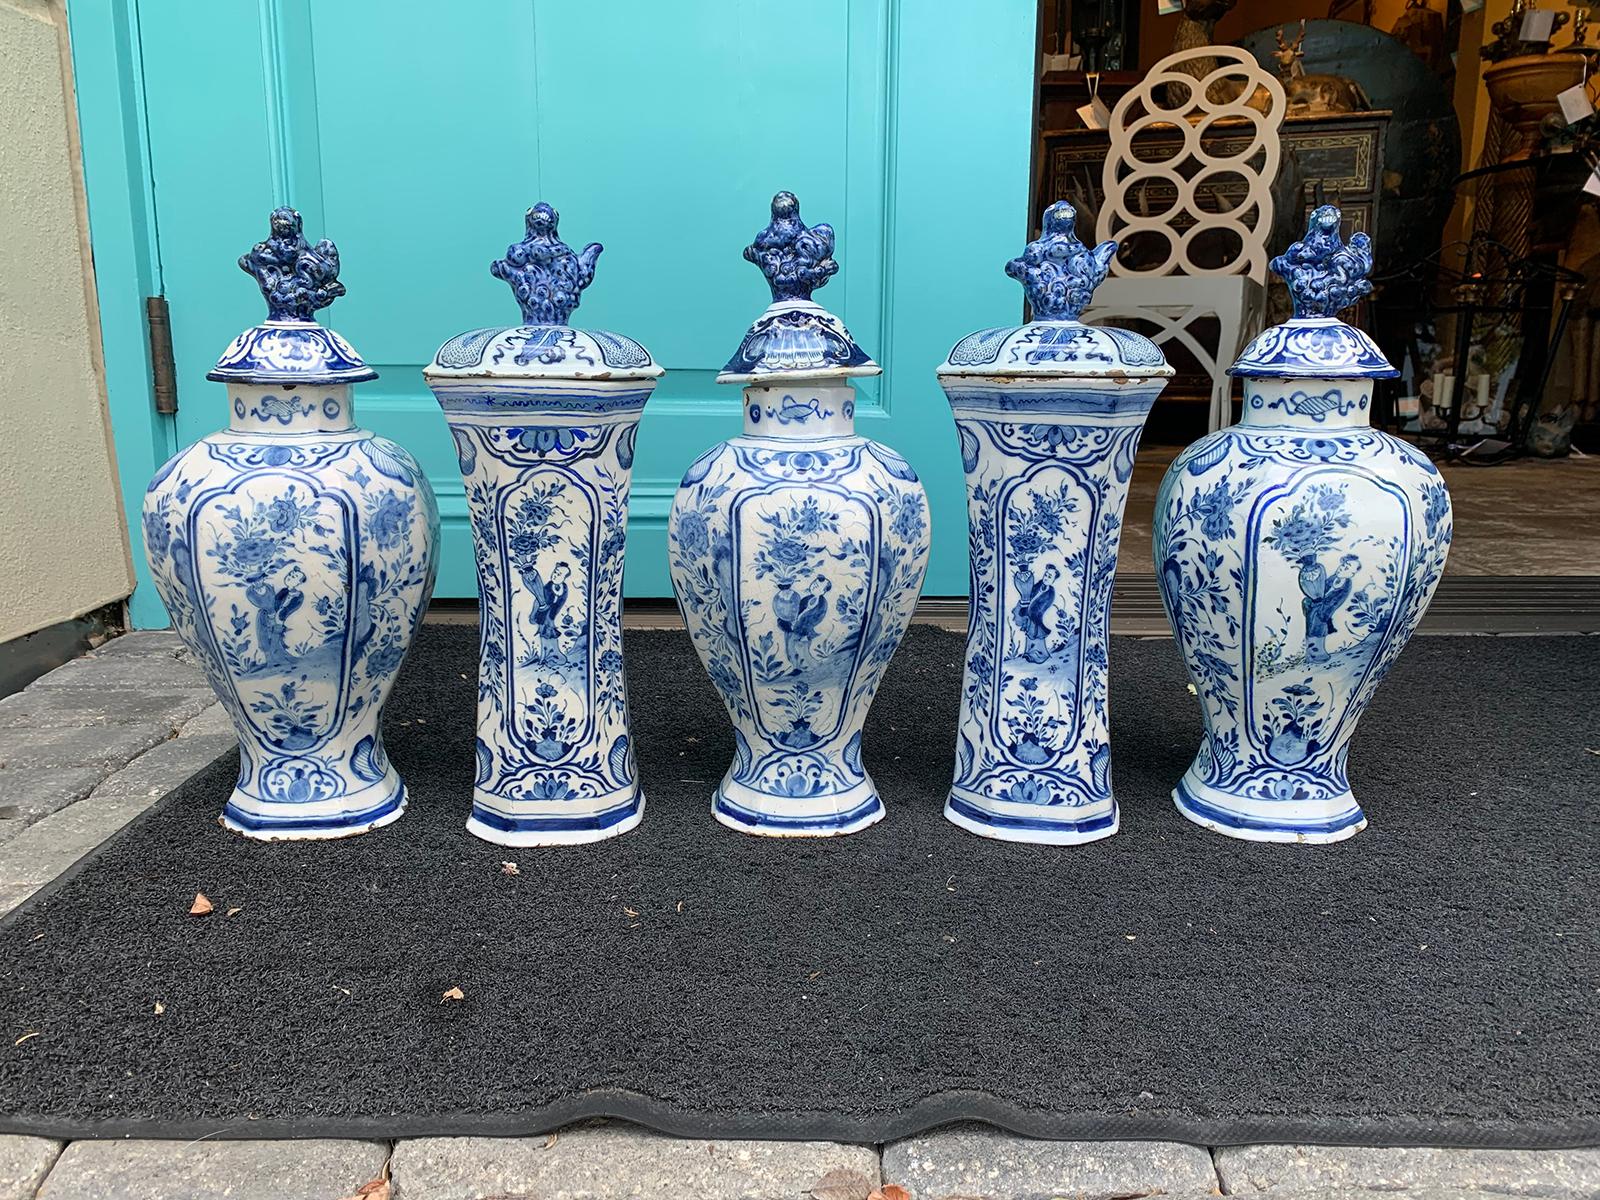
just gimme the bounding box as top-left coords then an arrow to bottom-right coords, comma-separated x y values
0,625 -> 1596,1147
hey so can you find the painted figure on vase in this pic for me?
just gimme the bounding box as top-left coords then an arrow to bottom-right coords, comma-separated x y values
143,209 -> 438,839
937,201 -> 1175,844
666,192 -> 930,836
424,203 -> 663,846
1153,205 -> 1452,842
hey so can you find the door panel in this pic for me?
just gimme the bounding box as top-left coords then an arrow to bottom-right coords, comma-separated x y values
126,0 -> 1033,607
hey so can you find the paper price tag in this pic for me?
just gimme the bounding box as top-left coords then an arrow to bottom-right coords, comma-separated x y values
1559,83 -> 1594,125
1584,167 -> 1600,197
1077,97 -> 1112,130
1157,0 -> 1184,13
1460,0 -> 1483,11
1521,9 -> 1556,42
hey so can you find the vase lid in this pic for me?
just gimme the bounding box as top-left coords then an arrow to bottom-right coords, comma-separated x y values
208,207 -> 377,386
1229,205 -> 1398,380
424,203 -> 663,383
937,201 -> 1171,381
717,192 -> 879,385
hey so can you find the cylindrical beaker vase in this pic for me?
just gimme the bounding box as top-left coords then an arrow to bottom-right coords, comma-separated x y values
424,204 -> 663,846
938,201 -> 1173,843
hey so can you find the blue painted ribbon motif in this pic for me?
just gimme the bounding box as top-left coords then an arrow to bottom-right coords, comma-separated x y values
1005,201 -> 1117,322
1271,204 -> 1375,318
240,207 -> 346,322
743,191 -> 840,302
492,203 -> 604,326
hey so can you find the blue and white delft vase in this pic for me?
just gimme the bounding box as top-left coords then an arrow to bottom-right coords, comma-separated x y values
1153,206 -> 1452,843
667,192 -> 930,836
939,202 -> 1174,844
424,204 -> 662,846
143,209 -> 438,839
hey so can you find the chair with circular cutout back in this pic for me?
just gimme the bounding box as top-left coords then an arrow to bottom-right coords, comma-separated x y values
1083,45 -> 1287,432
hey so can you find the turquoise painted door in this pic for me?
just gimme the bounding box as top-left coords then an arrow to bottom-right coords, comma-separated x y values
74,0 -> 1035,626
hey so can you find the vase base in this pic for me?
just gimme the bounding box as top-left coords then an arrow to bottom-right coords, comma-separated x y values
712,775 -> 885,837
944,792 -> 1119,845
220,773 -> 407,841
1174,774 -> 1367,844
466,787 -> 645,847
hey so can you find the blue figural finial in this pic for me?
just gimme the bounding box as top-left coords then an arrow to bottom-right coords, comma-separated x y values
492,203 -> 603,326
744,192 -> 840,302
1272,205 -> 1374,319
1006,201 -> 1117,322
240,207 -> 345,322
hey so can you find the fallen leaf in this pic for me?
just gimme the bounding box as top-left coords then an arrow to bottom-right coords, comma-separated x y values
543,1132 -> 558,1149
154,1001 -> 165,1015
354,1179 -> 391,1199
189,892 -> 214,916
808,1166 -> 874,1200
440,986 -> 465,1004
500,861 -> 520,876
867,1186 -> 912,1200
13,1031 -> 39,1046
226,907 -> 242,918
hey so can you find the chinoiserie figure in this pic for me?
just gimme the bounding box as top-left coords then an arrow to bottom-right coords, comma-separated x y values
939,201 -> 1174,844
143,208 -> 438,839
667,192 -> 930,836
1153,205 -> 1453,842
424,204 -> 663,846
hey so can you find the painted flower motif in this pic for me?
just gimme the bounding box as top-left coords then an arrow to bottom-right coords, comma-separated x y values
890,492 -> 926,543
367,491 -> 414,550
265,491 -> 313,533
790,496 -> 834,535
231,533 -> 278,578
1001,777 -> 1053,806
676,511 -> 710,558
706,655 -> 743,700
598,649 -> 624,675
527,774 -> 578,801
1422,481 -> 1449,537
765,535 -> 811,570
509,529 -> 545,561
1190,478 -> 1239,541
517,426 -> 587,454
1020,423 -> 1078,451
365,639 -> 405,679
517,495 -> 555,527
1265,484 -> 1349,565
142,507 -> 171,560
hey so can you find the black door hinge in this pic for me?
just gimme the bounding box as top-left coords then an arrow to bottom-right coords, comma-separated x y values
145,295 -> 178,415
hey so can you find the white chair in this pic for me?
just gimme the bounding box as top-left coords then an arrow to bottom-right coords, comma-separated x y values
1083,46 -> 1287,431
